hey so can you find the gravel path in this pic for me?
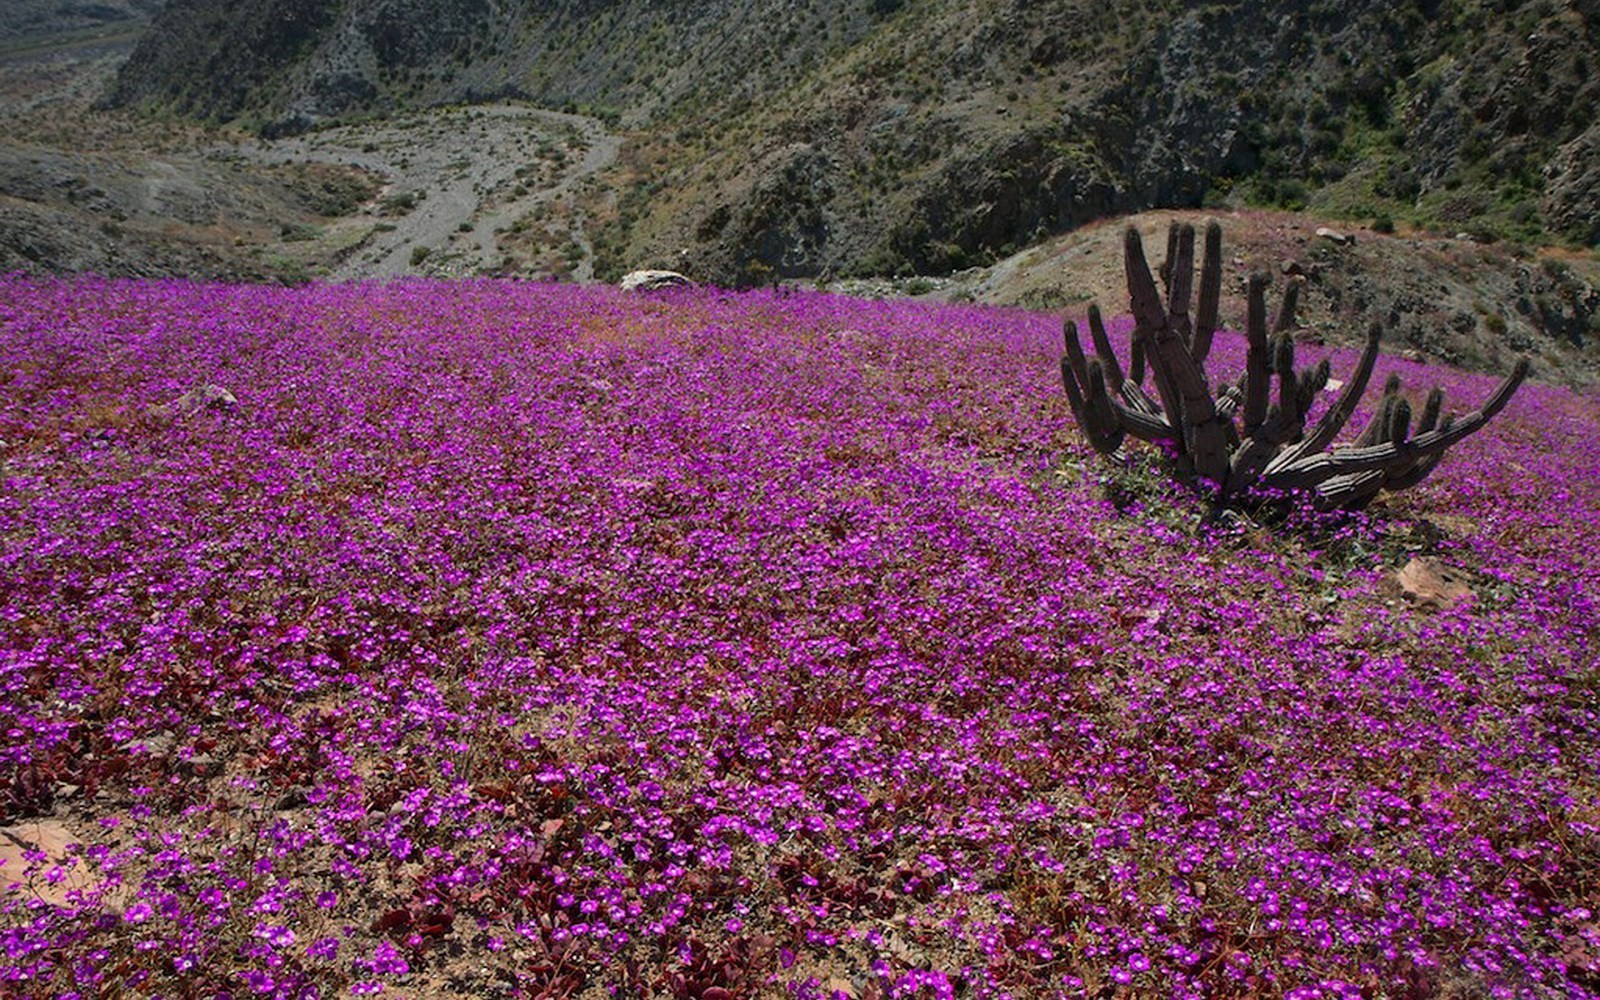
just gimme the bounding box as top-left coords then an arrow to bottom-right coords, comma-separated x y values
226,103 -> 620,280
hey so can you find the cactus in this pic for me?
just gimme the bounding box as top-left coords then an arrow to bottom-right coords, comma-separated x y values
1058,220 -> 1530,512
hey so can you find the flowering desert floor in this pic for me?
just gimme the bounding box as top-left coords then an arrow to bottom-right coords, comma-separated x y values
1,278 -> 1598,999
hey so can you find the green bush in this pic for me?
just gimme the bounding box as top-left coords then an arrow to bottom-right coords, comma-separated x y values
379,191 -> 422,216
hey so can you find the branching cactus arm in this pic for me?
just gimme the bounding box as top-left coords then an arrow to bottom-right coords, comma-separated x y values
1095,379 -> 1179,443
1060,321 -> 1124,454
1353,374 -> 1404,448
1086,305 -> 1126,389
1120,380 -> 1163,418
1063,314 -> 1196,453
1126,225 -> 1235,482
1191,221 -> 1223,364
1389,357 -> 1529,454
1125,229 -> 1187,439
1165,223 -> 1196,343
1384,412 -> 1455,491
1315,471 -> 1389,511
1060,354 -> 1123,454
1240,273 -> 1273,439
1259,358 -> 1529,492
1273,278 -> 1301,336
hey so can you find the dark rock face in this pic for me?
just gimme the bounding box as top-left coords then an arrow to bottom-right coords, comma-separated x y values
109,0 -> 875,128
112,0 -> 341,120
362,0 -> 489,68
1544,123 -> 1600,247
889,130 -> 1124,274
0,199 -> 255,279
0,138 -> 375,284
729,144 -> 837,280
1401,5 -> 1599,199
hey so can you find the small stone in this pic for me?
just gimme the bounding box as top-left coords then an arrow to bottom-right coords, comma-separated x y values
1396,557 -> 1474,610
1315,227 -> 1353,245
184,384 -> 237,410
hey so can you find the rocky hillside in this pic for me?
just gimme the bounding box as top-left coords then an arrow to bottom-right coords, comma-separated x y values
943,209 -> 1600,386
1,29 -> 385,283
109,0 -> 892,130
109,0 -> 1600,287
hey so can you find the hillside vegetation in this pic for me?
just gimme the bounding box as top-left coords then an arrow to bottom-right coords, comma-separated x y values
110,0 -> 1600,284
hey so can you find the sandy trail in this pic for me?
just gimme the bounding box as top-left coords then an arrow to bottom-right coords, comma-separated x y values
226,103 -> 620,280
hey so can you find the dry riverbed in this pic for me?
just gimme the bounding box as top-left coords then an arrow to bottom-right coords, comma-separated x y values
1,33 -> 622,283
224,104 -> 621,281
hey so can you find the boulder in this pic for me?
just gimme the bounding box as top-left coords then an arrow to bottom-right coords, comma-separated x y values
619,270 -> 693,293
1314,227 -> 1353,246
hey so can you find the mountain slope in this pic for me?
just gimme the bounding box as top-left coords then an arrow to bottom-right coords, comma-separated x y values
97,0 -> 1600,290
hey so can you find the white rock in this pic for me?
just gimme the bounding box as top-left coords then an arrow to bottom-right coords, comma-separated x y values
619,269 -> 693,292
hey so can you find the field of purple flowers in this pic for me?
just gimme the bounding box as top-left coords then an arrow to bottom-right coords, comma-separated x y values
1,277 -> 1598,999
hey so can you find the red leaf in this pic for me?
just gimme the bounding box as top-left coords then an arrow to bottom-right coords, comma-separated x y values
373,908 -> 412,933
